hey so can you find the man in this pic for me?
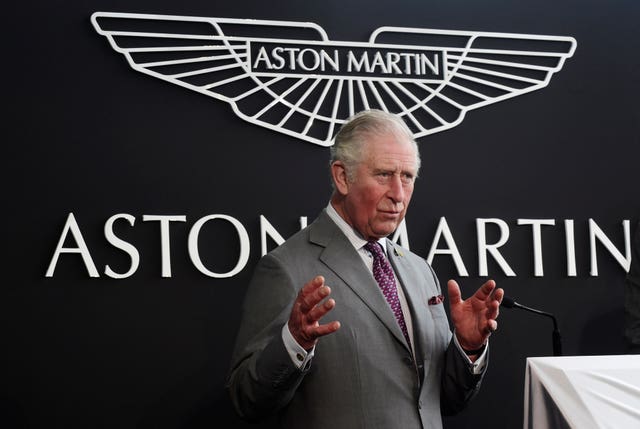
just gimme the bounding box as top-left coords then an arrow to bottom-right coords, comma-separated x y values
227,110 -> 503,429
625,220 -> 640,353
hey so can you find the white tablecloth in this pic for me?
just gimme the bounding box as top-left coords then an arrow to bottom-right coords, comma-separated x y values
524,355 -> 640,429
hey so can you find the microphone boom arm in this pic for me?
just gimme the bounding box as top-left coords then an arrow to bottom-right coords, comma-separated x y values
502,296 -> 562,356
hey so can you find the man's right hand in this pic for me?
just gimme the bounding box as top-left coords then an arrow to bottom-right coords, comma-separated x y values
288,275 -> 341,350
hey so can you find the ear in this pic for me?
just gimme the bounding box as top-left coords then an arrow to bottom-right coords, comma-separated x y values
331,161 -> 349,195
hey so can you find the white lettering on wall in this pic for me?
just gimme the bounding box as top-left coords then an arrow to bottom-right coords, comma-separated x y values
260,215 -> 313,256
517,219 -> 556,277
589,218 -> 631,276
260,215 -> 286,255
188,215 -> 250,278
477,218 -> 516,277
104,214 -> 140,279
252,46 -> 275,69
46,213 -> 99,277
347,50 -> 367,72
44,213 -> 633,279
391,219 -> 410,250
426,217 -> 469,276
565,219 -> 577,277
142,215 -> 187,278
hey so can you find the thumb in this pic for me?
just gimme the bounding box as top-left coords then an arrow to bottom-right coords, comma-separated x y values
447,280 -> 462,305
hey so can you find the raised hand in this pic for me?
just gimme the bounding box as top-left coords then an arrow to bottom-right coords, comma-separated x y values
447,279 -> 504,351
288,276 -> 341,350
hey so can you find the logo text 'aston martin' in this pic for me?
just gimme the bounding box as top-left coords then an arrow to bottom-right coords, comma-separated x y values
250,42 -> 445,80
92,12 -> 576,146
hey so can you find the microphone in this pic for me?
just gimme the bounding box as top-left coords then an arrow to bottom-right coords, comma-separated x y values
502,296 -> 562,356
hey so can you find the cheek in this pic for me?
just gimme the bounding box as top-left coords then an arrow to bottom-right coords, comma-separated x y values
354,186 -> 383,208
371,193 -> 389,210
404,186 -> 415,202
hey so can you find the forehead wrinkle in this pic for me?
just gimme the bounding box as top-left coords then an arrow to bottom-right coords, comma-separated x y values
369,153 -> 418,174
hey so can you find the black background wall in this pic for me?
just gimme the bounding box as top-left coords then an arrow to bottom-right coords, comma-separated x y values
3,0 -> 639,428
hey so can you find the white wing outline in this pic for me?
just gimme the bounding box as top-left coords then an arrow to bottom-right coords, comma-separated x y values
91,12 -> 577,146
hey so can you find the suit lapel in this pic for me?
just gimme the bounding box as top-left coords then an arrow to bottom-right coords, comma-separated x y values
386,240 -> 433,359
309,212 -> 409,349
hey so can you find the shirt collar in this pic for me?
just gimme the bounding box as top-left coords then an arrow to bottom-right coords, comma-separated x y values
326,202 -> 387,254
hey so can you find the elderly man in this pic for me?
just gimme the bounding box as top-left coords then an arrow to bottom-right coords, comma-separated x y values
227,109 -> 503,429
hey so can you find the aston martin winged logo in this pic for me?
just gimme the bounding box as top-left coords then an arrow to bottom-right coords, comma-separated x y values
91,12 -> 576,146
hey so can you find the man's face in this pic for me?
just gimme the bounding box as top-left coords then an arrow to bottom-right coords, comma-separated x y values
338,132 -> 418,240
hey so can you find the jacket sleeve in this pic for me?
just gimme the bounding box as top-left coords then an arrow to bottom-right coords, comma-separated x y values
225,253 -> 309,421
440,337 -> 486,415
423,261 -> 485,416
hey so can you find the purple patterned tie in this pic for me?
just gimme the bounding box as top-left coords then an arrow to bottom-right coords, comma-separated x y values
365,241 -> 411,348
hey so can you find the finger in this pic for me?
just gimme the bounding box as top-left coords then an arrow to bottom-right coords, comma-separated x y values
486,301 -> 500,320
492,287 -> 504,304
487,287 -> 503,306
298,286 -> 330,314
484,319 -> 498,335
447,280 -> 462,305
307,296 -> 337,323
313,320 -> 341,338
298,278 -> 329,313
300,275 -> 325,296
473,279 -> 496,301
485,287 -> 504,319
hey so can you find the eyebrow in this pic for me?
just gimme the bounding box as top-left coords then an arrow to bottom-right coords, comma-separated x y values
372,166 -> 417,177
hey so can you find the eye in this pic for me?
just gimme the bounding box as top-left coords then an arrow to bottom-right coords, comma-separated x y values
401,173 -> 415,184
374,171 -> 392,181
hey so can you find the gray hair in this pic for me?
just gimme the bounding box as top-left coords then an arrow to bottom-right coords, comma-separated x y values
330,109 -> 421,183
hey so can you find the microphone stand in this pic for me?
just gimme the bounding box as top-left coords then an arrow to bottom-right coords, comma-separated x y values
502,297 -> 562,356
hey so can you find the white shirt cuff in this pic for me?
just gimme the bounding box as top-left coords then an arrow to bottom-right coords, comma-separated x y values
281,324 -> 315,369
453,332 -> 488,375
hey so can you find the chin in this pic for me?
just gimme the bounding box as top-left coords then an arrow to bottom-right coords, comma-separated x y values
373,225 -> 399,238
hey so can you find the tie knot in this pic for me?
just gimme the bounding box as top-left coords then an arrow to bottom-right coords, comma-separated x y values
365,240 -> 384,257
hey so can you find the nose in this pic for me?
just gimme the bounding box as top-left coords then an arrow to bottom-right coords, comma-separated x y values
387,174 -> 405,203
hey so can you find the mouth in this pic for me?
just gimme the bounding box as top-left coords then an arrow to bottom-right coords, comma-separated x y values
379,210 -> 402,218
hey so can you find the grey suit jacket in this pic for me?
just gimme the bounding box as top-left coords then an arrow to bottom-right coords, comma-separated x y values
227,210 -> 485,429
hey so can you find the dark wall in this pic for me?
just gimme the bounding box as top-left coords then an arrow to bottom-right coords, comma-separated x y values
3,1 -> 639,428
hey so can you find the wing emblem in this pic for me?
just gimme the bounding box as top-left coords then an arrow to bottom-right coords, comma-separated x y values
92,12 -> 577,146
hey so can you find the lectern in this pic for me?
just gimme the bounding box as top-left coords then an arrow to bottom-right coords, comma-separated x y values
524,355 -> 640,429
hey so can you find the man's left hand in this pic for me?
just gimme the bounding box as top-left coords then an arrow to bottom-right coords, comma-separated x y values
447,279 -> 504,352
